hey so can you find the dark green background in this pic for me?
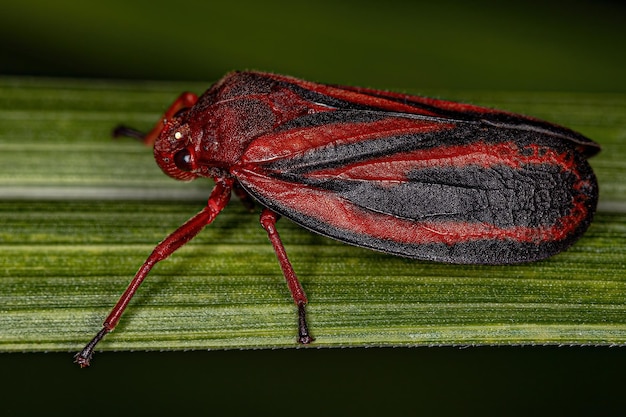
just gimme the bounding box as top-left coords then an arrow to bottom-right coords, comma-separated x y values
2,0 -> 625,415
2,0 -> 624,92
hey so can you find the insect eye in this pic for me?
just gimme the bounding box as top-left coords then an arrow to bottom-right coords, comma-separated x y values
173,148 -> 194,172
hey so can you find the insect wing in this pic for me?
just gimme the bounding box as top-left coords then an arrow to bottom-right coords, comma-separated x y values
264,72 -> 600,157
232,106 -> 598,265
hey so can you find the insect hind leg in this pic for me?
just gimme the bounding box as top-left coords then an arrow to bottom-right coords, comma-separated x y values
259,208 -> 314,344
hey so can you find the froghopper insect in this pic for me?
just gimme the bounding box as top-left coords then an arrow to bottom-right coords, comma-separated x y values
75,71 -> 599,367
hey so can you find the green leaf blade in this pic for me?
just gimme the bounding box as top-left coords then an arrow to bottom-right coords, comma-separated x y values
1,77 -> 625,352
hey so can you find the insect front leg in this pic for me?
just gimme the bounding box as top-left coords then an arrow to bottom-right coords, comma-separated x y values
74,178 -> 234,367
259,208 -> 314,344
112,91 -> 198,145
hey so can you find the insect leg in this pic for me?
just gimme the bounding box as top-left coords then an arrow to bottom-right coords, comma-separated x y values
259,208 -> 314,344
112,92 -> 198,145
233,182 -> 255,212
75,178 -> 233,367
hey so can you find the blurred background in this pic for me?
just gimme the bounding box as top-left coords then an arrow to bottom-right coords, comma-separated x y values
1,0 -> 625,415
2,0 -> 624,92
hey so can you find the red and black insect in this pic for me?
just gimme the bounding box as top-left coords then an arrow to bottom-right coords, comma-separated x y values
75,71 -> 599,366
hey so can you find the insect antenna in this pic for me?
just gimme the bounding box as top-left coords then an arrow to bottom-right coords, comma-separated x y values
112,125 -> 146,141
